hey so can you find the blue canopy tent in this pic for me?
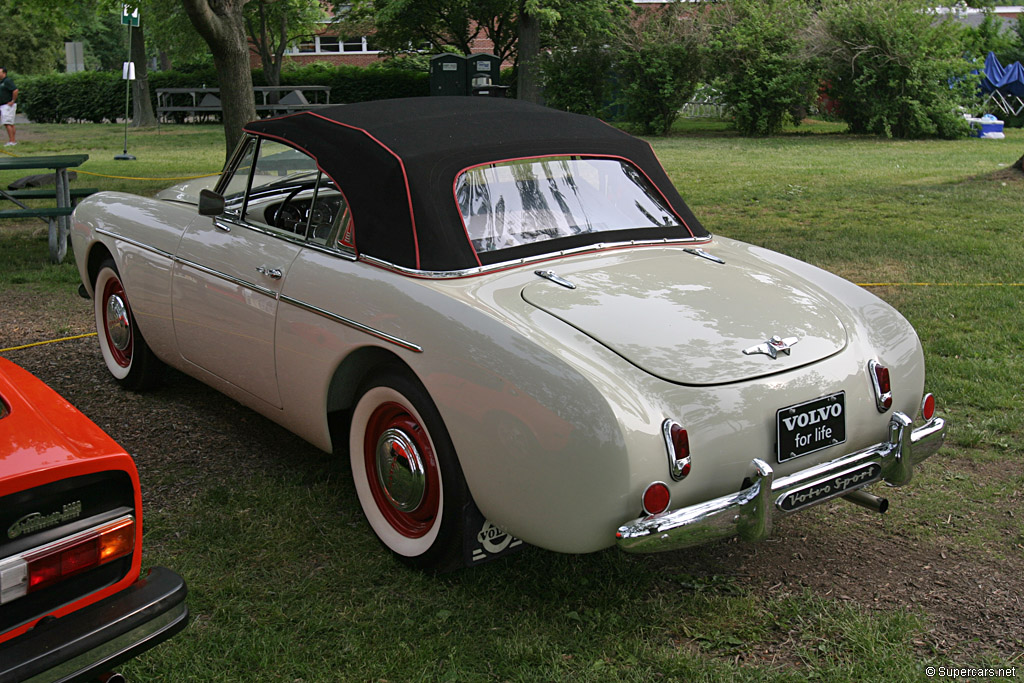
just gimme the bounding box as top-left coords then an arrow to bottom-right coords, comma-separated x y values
980,51 -> 1024,116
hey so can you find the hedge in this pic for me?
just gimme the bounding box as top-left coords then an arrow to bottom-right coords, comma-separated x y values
19,64 -> 429,124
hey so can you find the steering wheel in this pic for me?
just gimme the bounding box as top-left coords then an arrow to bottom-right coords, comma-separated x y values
273,186 -> 307,234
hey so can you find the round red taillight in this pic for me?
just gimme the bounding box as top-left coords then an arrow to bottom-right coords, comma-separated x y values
642,482 -> 671,516
921,393 -> 935,421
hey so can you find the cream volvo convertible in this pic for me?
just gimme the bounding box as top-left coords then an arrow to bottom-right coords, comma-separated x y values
71,97 -> 946,571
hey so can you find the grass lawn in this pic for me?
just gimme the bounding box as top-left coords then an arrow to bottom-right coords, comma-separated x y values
1,118 -> 1022,681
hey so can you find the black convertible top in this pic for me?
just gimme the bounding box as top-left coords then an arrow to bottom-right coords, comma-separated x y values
245,97 -> 707,271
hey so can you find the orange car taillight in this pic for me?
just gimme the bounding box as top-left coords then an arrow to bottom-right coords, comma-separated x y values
0,516 -> 135,604
662,420 -> 691,481
868,360 -> 892,413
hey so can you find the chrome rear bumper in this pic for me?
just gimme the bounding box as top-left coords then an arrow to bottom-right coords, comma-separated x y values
616,412 -> 946,553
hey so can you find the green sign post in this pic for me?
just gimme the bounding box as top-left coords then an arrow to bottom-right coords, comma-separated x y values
121,6 -> 139,27
116,5 -> 139,160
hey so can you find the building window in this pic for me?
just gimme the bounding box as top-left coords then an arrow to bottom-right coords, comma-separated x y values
287,35 -> 379,55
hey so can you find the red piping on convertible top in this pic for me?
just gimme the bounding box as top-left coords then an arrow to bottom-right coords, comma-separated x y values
250,112 -> 422,270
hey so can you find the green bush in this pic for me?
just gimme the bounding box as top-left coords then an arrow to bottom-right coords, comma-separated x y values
709,0 -> 820,136
539,45 -> 614,118
817,0 -> 977,139
20,71 -> 124,123
20,64 -> 429,124
612,6 -> 706,135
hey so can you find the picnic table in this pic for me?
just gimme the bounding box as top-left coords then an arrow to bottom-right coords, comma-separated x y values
156,86 -> 332,122
0,154 -> 92,263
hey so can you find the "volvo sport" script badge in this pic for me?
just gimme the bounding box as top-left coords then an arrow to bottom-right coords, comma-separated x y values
777,463 -> 882,513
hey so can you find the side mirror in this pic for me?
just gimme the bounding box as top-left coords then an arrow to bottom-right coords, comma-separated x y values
198,189 -> 225,216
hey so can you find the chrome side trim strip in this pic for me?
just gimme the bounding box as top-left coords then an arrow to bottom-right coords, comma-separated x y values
94,229 -> 409,352
361,236 -> 712,279
280,295 -> 423,353
175,257 -> 279,300
95,229 -> 173,261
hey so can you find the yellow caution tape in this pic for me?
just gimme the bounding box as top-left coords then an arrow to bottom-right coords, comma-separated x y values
858,282 -> 1024,287
75,170 -> 219,181
0,333 -> 97,354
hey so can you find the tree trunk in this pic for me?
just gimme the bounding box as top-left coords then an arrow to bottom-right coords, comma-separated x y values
183,0 -> 258,159
130,22 -> 157,128
516,4 -> 542,104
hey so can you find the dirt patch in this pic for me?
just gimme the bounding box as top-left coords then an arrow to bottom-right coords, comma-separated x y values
984,166 -> 1024,184
2,287 -> 1023,664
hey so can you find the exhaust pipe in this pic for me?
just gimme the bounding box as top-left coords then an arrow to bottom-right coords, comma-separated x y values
97,673 -> 126,683
842,489 -> 889,514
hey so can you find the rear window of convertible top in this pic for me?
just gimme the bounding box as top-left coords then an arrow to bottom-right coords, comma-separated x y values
455,156 -> 682,254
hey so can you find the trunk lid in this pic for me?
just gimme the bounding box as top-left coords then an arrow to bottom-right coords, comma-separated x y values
521,245 -> 848,385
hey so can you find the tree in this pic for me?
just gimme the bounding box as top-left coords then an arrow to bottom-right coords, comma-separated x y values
346,0 -> 629,102
145,1 -> 211,68
814,0 -> 978,139
67,6 -> 126,71
613,3 -> 707,135
246,0 -> 327,89
130,20 -> 157,127
345,0 -> 518,62
708,0 -> 820,136
517,1 -> 543,102
0,0 -> 74,74
183,0 -> 258,156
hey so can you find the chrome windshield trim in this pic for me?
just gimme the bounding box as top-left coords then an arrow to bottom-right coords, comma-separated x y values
95,229 -> 173,261
175,257 -> 278,300
280,296 -> 423,353
360,237 -> 711,279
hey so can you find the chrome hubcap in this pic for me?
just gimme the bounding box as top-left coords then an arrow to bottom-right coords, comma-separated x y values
375,428 -> 426,512
105,294 -> 131,351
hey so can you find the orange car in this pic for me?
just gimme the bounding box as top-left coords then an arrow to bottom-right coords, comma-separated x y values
0,358 -> 187,681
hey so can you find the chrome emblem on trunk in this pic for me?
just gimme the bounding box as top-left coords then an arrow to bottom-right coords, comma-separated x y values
743,335 -> 798,359
8,501 -> 83,539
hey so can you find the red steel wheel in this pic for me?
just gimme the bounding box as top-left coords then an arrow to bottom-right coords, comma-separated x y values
350,371 -> 467,570
362,401 -> 441,539
93,259 -> 162,390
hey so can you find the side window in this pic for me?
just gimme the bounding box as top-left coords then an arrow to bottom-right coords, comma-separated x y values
220,138 -> 257,218
228,138 -> 349,246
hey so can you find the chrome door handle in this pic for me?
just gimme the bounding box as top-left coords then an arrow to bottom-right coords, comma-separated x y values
256,266 -> 283,279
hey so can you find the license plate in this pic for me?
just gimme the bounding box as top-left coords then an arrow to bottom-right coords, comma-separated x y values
777,392 -> 846,462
